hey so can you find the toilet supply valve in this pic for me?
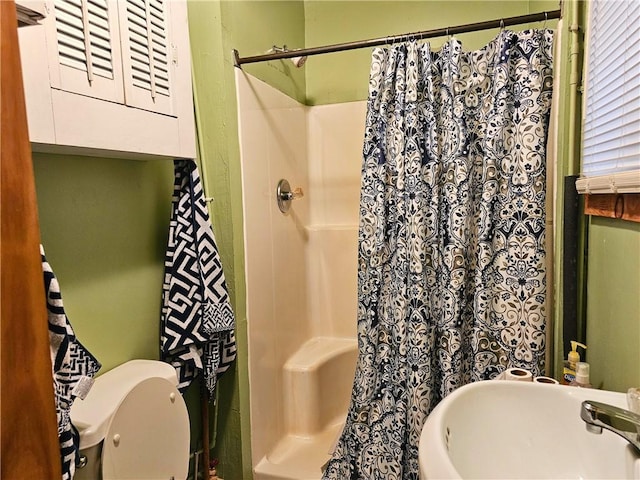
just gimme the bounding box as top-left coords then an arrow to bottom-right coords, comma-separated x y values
209,458 -> 221,480
77,455 -> 88,469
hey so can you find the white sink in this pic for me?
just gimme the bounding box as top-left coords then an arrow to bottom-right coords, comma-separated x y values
419,380 -> 640,479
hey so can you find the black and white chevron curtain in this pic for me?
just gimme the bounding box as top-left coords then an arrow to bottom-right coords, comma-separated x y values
161,159 -> 236,398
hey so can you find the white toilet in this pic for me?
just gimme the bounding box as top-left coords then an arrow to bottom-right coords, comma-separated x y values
70,359 -> 190,480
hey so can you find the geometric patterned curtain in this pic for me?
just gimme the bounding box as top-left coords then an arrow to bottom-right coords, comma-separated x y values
323,29 -> 554,480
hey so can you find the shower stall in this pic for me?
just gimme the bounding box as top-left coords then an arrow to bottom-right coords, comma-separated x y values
235,70 -> 366,480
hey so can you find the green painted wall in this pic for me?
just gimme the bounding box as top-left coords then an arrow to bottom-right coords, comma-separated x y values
304,1 -> 558,105
585,218 -> 640,391
33,154 -> 173,374
223,1 -> 306,103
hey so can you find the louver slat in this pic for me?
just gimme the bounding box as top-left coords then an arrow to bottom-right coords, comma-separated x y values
54,0 -> 114,80
125,0 -> 170,99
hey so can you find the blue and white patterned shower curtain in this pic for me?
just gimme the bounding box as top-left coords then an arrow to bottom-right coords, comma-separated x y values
323,29 -> 554,480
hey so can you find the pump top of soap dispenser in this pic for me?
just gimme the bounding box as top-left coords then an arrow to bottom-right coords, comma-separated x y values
568,341 -> 587,368
572,362 -> 592,387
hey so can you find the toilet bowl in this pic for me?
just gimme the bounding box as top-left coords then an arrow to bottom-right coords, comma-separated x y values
70,359 -> 190,480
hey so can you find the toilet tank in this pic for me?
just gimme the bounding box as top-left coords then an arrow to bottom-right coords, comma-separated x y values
70,359 -> 190,480
70,359 -> 181,449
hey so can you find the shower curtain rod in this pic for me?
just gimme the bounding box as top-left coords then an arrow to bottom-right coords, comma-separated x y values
232,9 -> 561,67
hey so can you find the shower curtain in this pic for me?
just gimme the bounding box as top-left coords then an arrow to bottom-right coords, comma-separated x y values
323,29 -> 554,480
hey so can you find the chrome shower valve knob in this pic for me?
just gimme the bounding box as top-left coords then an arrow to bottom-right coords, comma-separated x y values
276,179 -> 304,213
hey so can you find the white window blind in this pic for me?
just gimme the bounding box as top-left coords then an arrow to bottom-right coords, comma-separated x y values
577,0 -> 640,194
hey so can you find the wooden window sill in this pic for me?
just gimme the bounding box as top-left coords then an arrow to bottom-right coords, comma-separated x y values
584,193 -> 640,223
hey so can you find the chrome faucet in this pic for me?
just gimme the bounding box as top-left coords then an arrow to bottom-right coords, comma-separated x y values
581,400 -> 640,452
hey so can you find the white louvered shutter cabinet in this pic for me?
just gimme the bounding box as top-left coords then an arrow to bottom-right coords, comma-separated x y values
18,0 -> 195,159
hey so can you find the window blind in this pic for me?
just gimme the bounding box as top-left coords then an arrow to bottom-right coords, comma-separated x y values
577,0 -> 640,194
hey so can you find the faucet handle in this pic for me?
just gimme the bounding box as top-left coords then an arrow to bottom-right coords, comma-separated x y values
283,187 -> 304,201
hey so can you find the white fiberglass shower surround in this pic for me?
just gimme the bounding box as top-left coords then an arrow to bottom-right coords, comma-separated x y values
235,70 -> 366,480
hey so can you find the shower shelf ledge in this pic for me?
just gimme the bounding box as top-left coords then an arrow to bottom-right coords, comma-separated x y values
254,336 -> 357,480
283,337 -> 357,437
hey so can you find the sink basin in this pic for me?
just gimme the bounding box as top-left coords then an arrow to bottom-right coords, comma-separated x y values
419,380 -> 640,479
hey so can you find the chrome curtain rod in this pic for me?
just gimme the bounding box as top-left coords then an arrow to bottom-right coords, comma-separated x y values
233,9 -> 561,68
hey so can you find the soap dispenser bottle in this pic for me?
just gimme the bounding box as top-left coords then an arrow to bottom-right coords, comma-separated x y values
562,341 -> 587,385
569,362 -> 593,388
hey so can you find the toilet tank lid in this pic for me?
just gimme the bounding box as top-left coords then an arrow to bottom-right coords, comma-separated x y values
70,359 -> 179,448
